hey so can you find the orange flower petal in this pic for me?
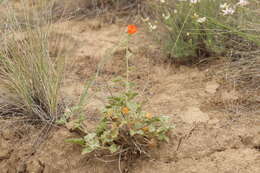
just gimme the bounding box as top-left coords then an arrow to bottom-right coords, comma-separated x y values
145,113 -> 153,119
127,25 -> 137,35
122,107 -> 129,115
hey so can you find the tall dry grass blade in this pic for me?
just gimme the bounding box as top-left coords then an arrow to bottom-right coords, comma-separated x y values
0,0 -> 65,122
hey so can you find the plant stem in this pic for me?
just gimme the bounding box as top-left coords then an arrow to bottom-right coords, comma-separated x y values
125,35 -> 131,104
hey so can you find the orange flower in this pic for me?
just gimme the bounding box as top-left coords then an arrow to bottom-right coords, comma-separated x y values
122,107 -> 129,115
127,25 -> 137,35
145,113 -> 153,119
142,126 -> 149,132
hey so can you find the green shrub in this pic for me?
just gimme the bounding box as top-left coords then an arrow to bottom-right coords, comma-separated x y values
66,86 -> 173,155
146,0 -> 260,62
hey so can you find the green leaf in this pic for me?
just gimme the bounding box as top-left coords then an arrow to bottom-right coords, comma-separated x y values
109,144 -> 119,153
96,121 -> 108,135
65,138 -> 85,145
127,102 -> 139,112
84,133 -> 97,141
130,129 -> 136,136
158,134 -> 169,142
111,129 -> 119,139
134,122 -> 143,129
156,127 -> 165,133
100,130 -> 113,144
148,125 -> 156,132
82,147 -> 95,154
111,76 -> 124,83
56,117 -> 67,125
125,92 -> 138,100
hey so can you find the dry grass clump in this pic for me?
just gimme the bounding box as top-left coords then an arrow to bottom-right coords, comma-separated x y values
224,55 -> 260,91
51,0 -> 149,20
213,53 -> 260,115
0,2 -> 65,122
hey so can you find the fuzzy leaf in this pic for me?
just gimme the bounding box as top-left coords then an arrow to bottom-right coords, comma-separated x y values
130,129 -> 136,136
109,144 -> 119,153
82,147 -> 95,154
84,133 -> 97,141
65,138 -> 85,145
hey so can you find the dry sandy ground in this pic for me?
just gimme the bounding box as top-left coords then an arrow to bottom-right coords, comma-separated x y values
0,3 -> 260,173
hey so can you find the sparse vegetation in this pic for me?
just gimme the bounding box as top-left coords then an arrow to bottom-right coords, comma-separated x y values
0,0 -> 259,172
146,0 -> 260,63
66,81 -> 173,156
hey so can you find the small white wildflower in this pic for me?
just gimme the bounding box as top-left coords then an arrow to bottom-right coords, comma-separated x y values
197,17 -> 206,23
162,13 -> 171,20
222,7 -> 235,15
220,3 -> 236,15
193,13 -> 199,18
160,0 -> 165,3
237,0 -> 249,6
190,0 -> 200,4
187,32 -> 190,36
148,22 -> 157,31
220,3 -> 229,9
174,9 -> 178,14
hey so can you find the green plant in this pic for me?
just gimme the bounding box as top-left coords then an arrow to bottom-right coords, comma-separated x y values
147,0 -> 260,62
65,26 -> 173,157
67,85 -> 173,155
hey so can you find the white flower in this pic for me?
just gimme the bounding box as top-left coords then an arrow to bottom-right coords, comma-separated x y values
160,0 -> 165,3
190,0 -> 200,4
193,13 -> 199,18
220,3 -> 229,9
237,0 -> 249,6
174,10 -> 178,14
220,3 -> 236,15
197,17 -> 206,23
148,23 -> 157,31
222,7 -> 235,15
162,13 -> 171,20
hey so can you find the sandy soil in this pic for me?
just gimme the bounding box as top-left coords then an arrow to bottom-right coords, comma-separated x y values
0,1 -> 259,173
